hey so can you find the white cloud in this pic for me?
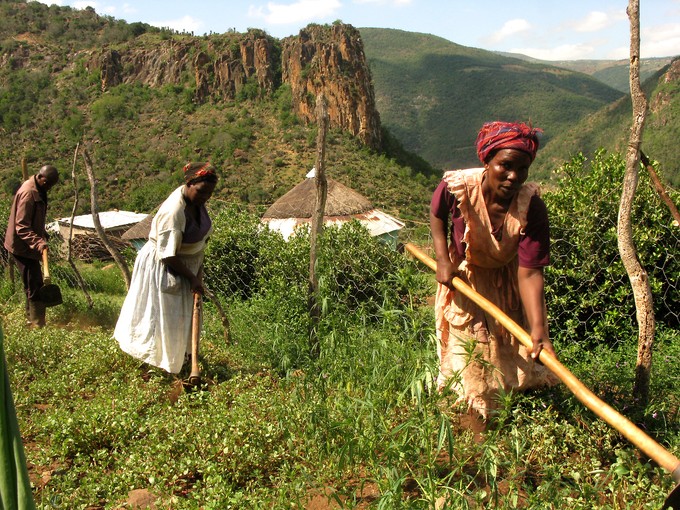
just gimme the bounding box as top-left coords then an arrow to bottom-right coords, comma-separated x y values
488,19 -> 531,44
249,0 -> 342,25
572,10 -> 626,32
149,15 -> 203,33
574,11 -> 609,32
607,46 -> 629,60
642,23 -> 680,58
353,0 -> 412,4
122,3 -> 137,14
509,43 -> 596,61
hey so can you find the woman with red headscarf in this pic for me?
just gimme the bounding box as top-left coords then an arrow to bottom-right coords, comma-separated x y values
115,162 -> 218,374
430,121 -> 558,421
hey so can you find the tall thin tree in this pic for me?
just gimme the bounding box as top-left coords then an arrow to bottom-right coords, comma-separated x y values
82,149 -> 132,289
620,0 -> 654,406
66,143 -> 93,308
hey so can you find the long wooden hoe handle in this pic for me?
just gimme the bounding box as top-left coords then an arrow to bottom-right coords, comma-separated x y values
404,243 -> 680,482
189,293 -> 202,386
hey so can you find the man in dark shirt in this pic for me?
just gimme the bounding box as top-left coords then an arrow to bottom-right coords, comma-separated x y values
5,165 -> 59,328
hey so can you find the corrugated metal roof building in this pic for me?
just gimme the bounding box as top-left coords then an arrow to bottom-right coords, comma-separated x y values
48,210 -> 148,261
55,211 -> 149,239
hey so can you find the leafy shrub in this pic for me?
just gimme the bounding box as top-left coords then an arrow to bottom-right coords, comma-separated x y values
543,150 -> 680,346
91,94 -> 130,126
206,207 -> 409,315
0,69 -> 53,131
204,206 -> 422,372
204,204 -> 268,300
236,76 -> 261,102
316,220 -> 406,316
127,179 -> 175,212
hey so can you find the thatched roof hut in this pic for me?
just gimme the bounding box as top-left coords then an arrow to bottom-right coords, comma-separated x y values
261,170 -> 404,248
121,213 -> 154,249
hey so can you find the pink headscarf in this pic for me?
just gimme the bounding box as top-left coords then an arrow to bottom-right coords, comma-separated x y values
475,121 -> 542,164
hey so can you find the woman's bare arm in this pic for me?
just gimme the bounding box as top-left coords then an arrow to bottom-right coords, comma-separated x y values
518,266 -> 556,360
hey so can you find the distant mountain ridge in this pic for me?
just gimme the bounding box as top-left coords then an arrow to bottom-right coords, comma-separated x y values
359,28 -> 679,185
495,51 -> 675,92
0,3 -> 402,218
535,58 -> 680,186
359,27 -> 626,173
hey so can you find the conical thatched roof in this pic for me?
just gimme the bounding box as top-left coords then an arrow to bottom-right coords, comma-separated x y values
262,177 -> 373,219
261,174 -> 404,244
121,212 -> 154,240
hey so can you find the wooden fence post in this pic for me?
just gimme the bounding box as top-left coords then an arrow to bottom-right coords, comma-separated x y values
308,93 -> 329,358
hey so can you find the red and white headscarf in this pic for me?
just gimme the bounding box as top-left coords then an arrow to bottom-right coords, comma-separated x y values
183,162 -> 217,184
475,121 -> 542,164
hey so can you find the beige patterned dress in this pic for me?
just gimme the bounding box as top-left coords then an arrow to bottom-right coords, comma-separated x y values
434,168 -> 557,418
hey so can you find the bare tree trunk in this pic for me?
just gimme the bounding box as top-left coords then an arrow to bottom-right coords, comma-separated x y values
82,149 -> 132,289
640,152 -> 680,226
621,0 -> 654,406
66,143 -> 94,308
308,93 -> 329,358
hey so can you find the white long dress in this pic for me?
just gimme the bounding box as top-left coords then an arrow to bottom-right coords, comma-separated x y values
114,186 -> 213,374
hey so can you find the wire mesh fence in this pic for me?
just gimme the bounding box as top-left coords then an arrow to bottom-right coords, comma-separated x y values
1,152 -> 678,358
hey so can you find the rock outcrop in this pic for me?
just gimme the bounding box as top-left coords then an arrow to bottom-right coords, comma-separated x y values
93,32 -> 277,102
281,24 -> 381,149
86,23 -> 381,149
649,58 -> 680,122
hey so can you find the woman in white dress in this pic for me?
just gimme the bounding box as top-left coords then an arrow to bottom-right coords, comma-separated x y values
115,162 -> 218,374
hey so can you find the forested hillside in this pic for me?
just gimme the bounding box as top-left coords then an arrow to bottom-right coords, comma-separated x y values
495,53 -> 674,93
535,59 -> 680,186
359,28 -> 625,174
0,1 -> 438,224
4,0 -> 674,229
359,28 -> 679,186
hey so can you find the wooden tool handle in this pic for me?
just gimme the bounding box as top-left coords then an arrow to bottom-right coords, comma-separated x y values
189,293 -> 202,385
404,243 -> 680,479
42,247 -> 50,282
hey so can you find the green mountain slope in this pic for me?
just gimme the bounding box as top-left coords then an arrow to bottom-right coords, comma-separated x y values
534,59 -> 680,186
359,28 -> 625,175
2,1 -> 675,230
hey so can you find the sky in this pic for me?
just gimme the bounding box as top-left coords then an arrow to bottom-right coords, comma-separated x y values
42,0 -> 680,61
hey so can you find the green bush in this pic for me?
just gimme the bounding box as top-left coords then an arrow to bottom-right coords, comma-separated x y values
205,207 -> 410,316
0,69 -> 53,131
91,94 -> 129,123
544,150 -> 680,346
204,207 -> 424,373
204,204 -> 269,300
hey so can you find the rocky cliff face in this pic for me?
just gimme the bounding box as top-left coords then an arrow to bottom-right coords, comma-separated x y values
94,32 -> 277,102
88,24 -> 381,148
281,24 -> 381,149
649,58 -> 680,126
